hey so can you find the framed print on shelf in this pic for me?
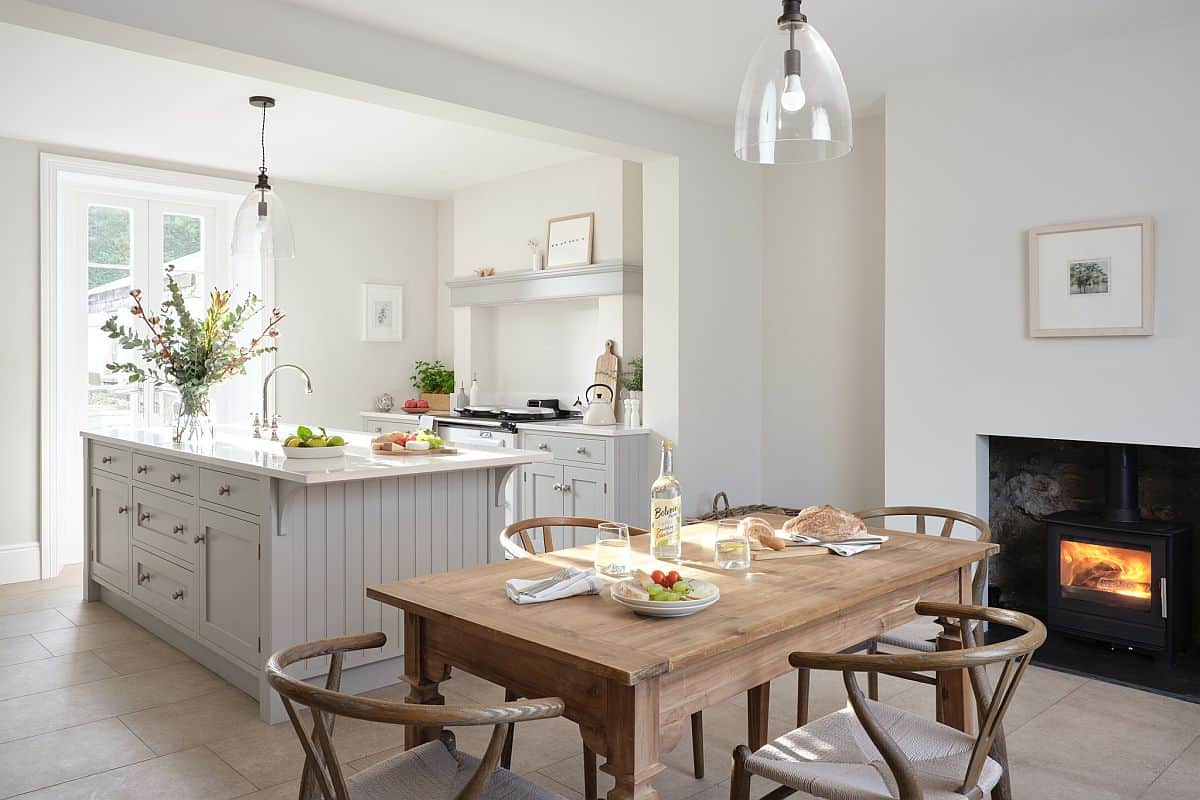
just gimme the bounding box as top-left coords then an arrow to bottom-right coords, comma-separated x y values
361,283 -> 404,342
1028,216 -> 1155,338
545,212 -> 594,269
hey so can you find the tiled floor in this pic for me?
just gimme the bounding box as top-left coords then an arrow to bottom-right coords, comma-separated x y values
2,565 -> 1198,799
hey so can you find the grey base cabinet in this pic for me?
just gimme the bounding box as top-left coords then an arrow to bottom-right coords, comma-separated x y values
518,430 -> 648,549
198,508 -> 261,666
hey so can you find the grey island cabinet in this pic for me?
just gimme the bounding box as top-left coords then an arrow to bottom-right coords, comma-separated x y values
81,425 -> 551,722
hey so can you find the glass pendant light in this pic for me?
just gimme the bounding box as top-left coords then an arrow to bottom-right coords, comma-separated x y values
734,0 -> 852,164
232,96 -> 295,260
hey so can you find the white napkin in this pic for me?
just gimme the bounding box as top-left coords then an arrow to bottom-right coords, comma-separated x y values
505,566 -> 603,605
784,532 -> 887,558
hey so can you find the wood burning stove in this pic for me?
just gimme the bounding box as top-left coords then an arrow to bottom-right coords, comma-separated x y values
1045,445 -> 1191,660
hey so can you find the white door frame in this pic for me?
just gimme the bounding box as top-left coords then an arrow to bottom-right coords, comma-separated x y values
40,153 -> 262,580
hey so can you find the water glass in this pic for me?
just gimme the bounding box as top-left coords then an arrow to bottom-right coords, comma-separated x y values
594,522 -> 632,576
714,519 -> 751,570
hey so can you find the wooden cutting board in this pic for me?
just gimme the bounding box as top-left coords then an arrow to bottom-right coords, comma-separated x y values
593,339 -> 620,417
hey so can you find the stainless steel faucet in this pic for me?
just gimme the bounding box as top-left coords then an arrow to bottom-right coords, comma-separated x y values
260,364 -> 313,440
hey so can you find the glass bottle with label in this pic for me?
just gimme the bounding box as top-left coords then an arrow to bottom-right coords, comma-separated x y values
650,440 -> 683,561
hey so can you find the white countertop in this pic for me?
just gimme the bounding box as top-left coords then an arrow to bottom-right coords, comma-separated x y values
359,411 -> 649,438
81,425 -> 551,484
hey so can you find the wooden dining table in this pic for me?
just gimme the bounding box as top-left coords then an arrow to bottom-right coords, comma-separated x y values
367,518 -> 998,800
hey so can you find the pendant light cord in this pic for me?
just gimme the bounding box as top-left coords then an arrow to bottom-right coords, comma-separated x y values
260,104 -> 267,174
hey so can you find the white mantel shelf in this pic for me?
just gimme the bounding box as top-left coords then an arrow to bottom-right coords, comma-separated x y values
447,262 -> 642,308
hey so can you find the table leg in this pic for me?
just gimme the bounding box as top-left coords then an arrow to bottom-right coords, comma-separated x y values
403,614 -> 449,749
747,682 -> 771,750
602,679 -> 665,800
935,565 -> 975,734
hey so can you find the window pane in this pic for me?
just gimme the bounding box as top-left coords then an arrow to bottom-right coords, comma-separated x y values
88,205 -> 131,266
162,213 -> 205,315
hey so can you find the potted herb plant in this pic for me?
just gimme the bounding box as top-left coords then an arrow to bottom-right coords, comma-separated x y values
619,356 -> 644,427
410,360 -> 455,412
102,266 -> 285,442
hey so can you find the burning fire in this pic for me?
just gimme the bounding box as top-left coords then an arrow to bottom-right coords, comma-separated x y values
1060,540 -> 1152,600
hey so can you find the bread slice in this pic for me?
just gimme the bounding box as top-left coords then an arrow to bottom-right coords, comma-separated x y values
782,505 -> 867,542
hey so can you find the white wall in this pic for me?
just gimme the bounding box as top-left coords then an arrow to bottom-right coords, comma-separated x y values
449,156 -> 644,408
271,179 -> 437,427
762,116 -> 884,511
885,19 -> 1200,519
0,136 -> 40,556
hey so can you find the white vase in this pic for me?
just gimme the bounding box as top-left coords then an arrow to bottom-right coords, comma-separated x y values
628,397 -> 642,428
531,250 -> 543,271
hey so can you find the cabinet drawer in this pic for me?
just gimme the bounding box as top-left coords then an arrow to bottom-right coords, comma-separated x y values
363,416 -> 419,434
200,468 -> 265,516
132,546 -> 196,630
132,487 -> 197,566
92,442 -> 131,478
523,433 -> 607,466
133,453 -> 197,496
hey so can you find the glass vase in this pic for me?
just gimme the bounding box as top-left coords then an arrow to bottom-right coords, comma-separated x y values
173,387 -> 213,443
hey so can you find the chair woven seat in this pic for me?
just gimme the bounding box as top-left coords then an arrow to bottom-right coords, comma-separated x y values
347,740 -> 565,800
876,618 -> 943,653
745,698 -> 1002,800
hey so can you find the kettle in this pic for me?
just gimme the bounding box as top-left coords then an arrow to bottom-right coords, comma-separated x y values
582,383 -> 617,426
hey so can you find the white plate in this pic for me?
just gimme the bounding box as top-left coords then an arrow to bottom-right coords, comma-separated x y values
611,590 -> 719,618
281,445 -> 346,459
610,578 -> 719,609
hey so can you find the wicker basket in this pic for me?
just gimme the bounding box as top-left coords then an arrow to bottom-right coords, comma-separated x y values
687,491 -> 806,524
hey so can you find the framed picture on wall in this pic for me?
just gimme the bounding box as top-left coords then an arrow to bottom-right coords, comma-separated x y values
1028,216 -> 1155,337
545,212 -> 595,269
361,283 -> 404,342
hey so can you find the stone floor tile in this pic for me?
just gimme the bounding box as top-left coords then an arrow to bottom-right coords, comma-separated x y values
0,652 -> 116,702
0,635 -> 51,667
12,746 -> 254,799
0,718 -> 151,798
91,637 -> 192,674
0,609 -> 74,640
32,619 -> 156,656
120,686 -> 269,755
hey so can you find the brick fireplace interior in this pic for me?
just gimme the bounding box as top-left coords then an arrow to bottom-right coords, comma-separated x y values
988,436 -> 1200,698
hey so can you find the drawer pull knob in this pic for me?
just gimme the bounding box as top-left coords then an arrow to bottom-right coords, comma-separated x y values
218,485 -> 231,496
138,573 -> 150,585
139,512 -> 152,523
552,483 -> 562,492
117,505 -> 129,515
136,465 -> 148,474
173,524 -> 185,535
538,443 -> 551,451
169,473 -> 182,483
101,456 -> 113,464
194,534 -> 205,544
561,484 -> 572,493
576,446 -> 588,455
171,590 -> 184,601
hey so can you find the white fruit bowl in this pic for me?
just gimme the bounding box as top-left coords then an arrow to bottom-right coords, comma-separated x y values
281,445 -> 346,459
610,589 -> 719,618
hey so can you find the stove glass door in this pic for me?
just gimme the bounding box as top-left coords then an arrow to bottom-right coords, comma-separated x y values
1059,538 -> 1153,612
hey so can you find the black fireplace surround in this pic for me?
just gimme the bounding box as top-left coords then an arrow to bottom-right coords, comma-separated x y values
1044,445 -> 1191,660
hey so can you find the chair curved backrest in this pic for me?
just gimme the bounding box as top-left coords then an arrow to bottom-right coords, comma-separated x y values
266,632 -> 565,800
855,506 -> 991,603
500,516 -> 649,559
788,603 -> 1046,800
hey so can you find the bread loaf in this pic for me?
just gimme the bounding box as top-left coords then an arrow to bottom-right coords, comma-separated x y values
739,516 -> 788,551
782,505 -> 867,542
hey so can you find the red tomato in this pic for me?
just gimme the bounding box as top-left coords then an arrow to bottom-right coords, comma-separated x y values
666,570 -> 680,586
650,570 -> 665,586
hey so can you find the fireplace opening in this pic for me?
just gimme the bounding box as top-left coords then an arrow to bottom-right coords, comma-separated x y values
1059,539 -> 1152,611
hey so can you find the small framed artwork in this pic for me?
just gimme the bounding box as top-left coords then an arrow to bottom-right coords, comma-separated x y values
545,212 -> 595,269
1028,216 -> 1155,337
361,283 -> 404,342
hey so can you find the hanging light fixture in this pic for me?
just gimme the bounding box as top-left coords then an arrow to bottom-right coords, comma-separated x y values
232,96 -> 295,260
734,0 -> 852,164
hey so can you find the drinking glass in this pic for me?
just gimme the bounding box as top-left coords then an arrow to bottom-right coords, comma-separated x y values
594,522 -> 632,576
714,519 -> 751,570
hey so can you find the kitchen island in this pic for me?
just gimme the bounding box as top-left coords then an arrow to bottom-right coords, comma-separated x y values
80,425 -> 551,722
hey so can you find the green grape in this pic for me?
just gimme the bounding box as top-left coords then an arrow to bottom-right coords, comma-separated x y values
647,583 -> 664,595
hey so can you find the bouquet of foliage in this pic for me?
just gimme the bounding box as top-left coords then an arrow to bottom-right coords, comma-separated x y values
102,266 -> 285,440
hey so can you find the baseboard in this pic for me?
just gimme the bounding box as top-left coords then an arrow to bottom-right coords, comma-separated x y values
0,543 -> 41,585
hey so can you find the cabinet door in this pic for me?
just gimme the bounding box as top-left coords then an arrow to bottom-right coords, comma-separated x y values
564,466 -> 609,548
91,473 -> 131,592
197,509 -> 260,665
520,462 -> 565,551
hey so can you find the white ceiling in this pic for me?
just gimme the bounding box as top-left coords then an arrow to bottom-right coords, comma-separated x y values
0,22 -> 594,198
282,0 -> 1196,123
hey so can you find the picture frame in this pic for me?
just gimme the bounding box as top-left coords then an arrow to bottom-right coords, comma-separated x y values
1027,216 -> 1155,338
545,212 -> 595,269
361,283 -> 404,342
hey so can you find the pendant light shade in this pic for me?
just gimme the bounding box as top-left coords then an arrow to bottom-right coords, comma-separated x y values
232,96 -> 295,260
734,1 -> 852,164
